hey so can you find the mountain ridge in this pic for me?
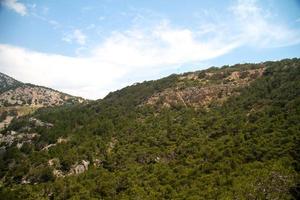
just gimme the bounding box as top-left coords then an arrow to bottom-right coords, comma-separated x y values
0,72 -> 23,93
0,58 -> 299,199
0,72 -> 87,130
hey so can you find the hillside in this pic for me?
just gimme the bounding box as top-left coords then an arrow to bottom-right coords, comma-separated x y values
0,72 -> 22,93
0,73 -> 86,130
0,58 -> 299,199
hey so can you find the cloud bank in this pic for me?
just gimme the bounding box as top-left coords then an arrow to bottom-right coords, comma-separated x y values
0,0 -> 299,99
1,0 -> 27,16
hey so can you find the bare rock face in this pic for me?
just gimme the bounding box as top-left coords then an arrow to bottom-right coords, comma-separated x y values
53,169 -> 64,178
49,159 -> 91,178
70,160 -> 90,175
0,85 -> 85,107
143,67 -> 265,108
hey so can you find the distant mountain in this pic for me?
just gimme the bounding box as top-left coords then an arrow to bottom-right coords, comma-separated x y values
0,59 -> 299,199
0,83 -> 85,107
0,72 -> 22,93
0,72 -> 86,129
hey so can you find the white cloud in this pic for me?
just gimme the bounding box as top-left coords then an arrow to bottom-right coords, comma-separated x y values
1,0 -> 27,16
63,29 -> 87,45
92,22 -> 239,69
0,23 -> 239,99
0,44 -> 125,99
0,0 -> 299,99
229,0 -> 300,47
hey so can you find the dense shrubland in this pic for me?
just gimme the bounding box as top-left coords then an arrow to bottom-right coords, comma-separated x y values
0,58 -> 299,199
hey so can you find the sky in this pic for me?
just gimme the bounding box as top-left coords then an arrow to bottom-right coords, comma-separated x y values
0,0 -> 300,99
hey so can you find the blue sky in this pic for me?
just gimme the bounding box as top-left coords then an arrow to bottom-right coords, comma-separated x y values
0,0 -> 300,99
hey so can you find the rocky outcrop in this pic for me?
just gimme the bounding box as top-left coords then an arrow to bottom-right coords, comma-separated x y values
72,160 -> 89,175
70,160 -> 90,175
0,72 -> 87,131
53,169 -> 64,177
42,137 -> 68,151
29,117 -> 53,128
0,117 -> 53,148
47,159 -> 91,178
0,84 -> 85,107
0,130 -> 39,147
143,67 -> 265,108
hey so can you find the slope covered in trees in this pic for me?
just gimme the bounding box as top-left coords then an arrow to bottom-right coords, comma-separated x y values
0,58 -> 299,199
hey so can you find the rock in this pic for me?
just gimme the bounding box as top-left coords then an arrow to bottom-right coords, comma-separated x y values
16,142 -> 23,149
0,83 -> 86,107
143,68 -> 265,109
53,169 -> 64,177
48,158 -> 60,167
93,159 -> 102,167
57,137 -> 68,144
155,156 -> 160,163
21,177 -> 31,184
29,117 -> 53,128
42,143 -> 56,151
0,131 -> 39,147
70,160 -> 90,175
82,160 -> 90,169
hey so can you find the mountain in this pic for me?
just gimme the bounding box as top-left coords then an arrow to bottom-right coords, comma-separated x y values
0,73 -> 86,130
0,58 -> 299,199
0,72 -> 22,93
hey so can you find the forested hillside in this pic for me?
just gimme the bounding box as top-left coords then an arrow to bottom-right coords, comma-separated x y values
0,58 -> 299,199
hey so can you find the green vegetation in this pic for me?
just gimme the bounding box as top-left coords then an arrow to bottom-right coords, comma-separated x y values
0,58 -> 299,199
